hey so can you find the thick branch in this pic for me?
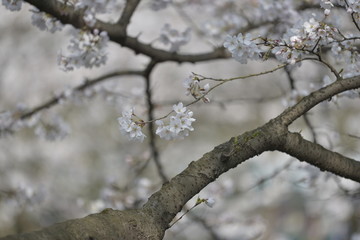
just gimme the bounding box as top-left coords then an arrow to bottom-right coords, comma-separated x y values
0,121 -> 282,240
117,0 -> 142,33
23,0 -> 227,63
2,74 -> 360,239
0,209 -> 163,240
278,131 -> 360,182
143,124 -> 279,230
278,76 -> 360,126
1,1 -> 359,240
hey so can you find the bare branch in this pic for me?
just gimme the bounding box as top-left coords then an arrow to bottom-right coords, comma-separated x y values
2,73 -> 360,239
23,0 -> 228,63
302,113 -> 318,144
19,70 -> 142,120
143,125 -> 277,230
143,60 -> 169,182
117,0 -> 142,33
278,131 -> 360,182
278,75 -> 360,126
2,2 -> 360,240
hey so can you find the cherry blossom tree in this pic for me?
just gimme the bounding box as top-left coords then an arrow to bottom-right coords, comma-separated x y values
0,0 -> 360,239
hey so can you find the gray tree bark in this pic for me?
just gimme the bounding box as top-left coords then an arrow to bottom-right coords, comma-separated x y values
2,76 -> 360,239
2,1 -> 360,239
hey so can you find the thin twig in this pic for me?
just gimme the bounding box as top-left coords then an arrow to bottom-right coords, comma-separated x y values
169,200 -> 203,228
243,159 -> 294,193
351,12 -> 360,33
312,57 -> 341,79
19,70 -> 143,120
284,66 -> 318,143
143,60 -> 169,183
142,63 -> 289,125
303,113 -> 318,144
194,63 -> 288,82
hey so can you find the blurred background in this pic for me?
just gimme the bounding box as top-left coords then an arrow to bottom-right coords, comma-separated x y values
0,1 -> 360,239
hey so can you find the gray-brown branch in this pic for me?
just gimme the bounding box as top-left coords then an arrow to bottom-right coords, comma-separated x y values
2,76 -> 360,239
3,1 -> 360,239
23,0 -> 227,63
19,70 -> 143,120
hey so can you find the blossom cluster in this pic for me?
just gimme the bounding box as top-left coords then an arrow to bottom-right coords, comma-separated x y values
155,102 -> 195,140
330,39 -> 360,78
118,108 -> 146,142
224,14 -> 343,65
2,0 -> 22,11
75,0 -> 119,27
183,74 -> 210,102
57,29 -> 109,71
223,33 -> 263,64
269,17 -> 339,64
337,0 -> 360,13
150,0 -> 172,11
320,0 -> 334,15
159,24 -> 191,52
302,18 -> 339,44
118,103 -> 196,142
31,8 -> 63,33
34,116 -> 71,141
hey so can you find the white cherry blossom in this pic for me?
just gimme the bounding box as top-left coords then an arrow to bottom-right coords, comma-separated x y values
31,8 -> 63,33
2,0 -> 22,11
205,197 -> 216,208
75,0 -> 120,27
150,0 -> 172,11
58,29 -> 109,71
155,102 -> 195,140
184,74 -> 210,102
118,109 -> 146,142
159,24 -> 191,52
223,33 -> 263,64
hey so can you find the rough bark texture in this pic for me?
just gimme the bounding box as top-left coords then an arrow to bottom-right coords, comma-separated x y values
2,74 -> 360,239
23,0 -> 228,63
2,1 -> 360,239
143,124 -> 280,230
279,131 -> 360,183
1,209 -> 164,240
